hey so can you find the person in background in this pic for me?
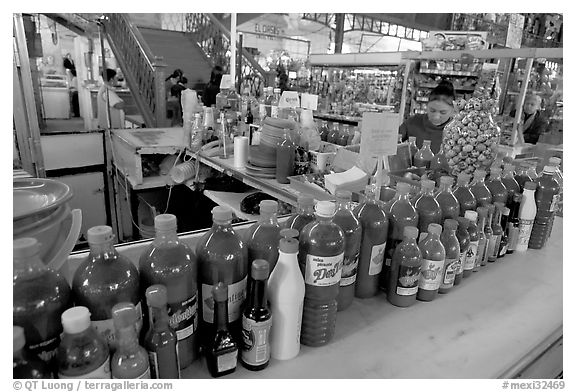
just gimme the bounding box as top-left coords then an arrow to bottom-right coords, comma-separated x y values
510,93 -> 549,144
202,65 -> 223,107
98,68 -> 125,129
166,69 -> 184,123
278,71 -> 291,93
169,76 -> 189,126
399,80 -> 456,153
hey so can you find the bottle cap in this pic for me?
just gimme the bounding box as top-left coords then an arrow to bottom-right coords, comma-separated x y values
212,282 -> 228,302
494,201 -> 505,209
146,285 -> 168,308
542,165 -> 555,175
251,259 -> 270,280
297,195 -> 315,208
259,200 -> 278,214
279,237 -> 299,253
440,176 -> 454,186
474,169 -> 487,178
444,219 -> 458,231
457,216 -> 470,229
154,214 -> 177,231
396,182 -> 411,194
427,223 -> 442,236
273,88 -> 281,94
423,140 -> 431,146
549,157 -> 561,166
476,206 -> 487,217
408,136 -> 416,142
13,326 -> 25,352
315,201 -> 336,217
502,207 -> 510,216
61,306 -> 91,334
112,302 -> 138,330
335,190 -> 352,201
457,173 -> 471,185
421,179 -> 435,191
464,210 -> 478,223
212,206 -> 233,222
403,226 -> 419,239
87,226 -> 114,245
13,237 -> 40,259
524,181 -> 537,191
280,228 -> 299,239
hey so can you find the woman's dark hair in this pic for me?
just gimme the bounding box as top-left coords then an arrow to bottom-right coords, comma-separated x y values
429,80 -> 455,105
210,66 -> 224,85
166,69 -> 184,82
102,68 -> 117,82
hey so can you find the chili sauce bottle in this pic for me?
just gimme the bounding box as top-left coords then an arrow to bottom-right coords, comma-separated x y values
514,163 -> 532,192
414,179 -> 442,242
284,195 -> 315,237
489,202 -> 505,261
476,207 -> 490,268
486,167 -> 508,205
498,207 -> 511,258
417,223 -> 446,302
111,303 -> 150,379
453,173 -> 477,216
463,210 -> 479,277
470,170 -> 493,207
13,326 -> 52,379
439,219 -> 460,294
246,200 -> 281,271
506,192 -> 523,254
454,217 -> 470,286
502,164 -> 520,204
388,226 -> 422,307
413,140 -> 434,168
206,283 -> 238,378
435,176 -> 460,223
483,205 -> 497,263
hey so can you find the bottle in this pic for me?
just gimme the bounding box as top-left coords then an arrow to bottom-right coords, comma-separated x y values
529,166 -> 561,249
463,211 -> 479,277
258,88 -> 268,123
502,164 -> 520,204
498,207 -> 510,258
453,173 -> 477,216
486,167 -> 508,205
439,219 -> 460,294
264,87 -> 274,117
548,157 -> 563,189
241,260 -> 272,371
203,106 -> 215,142
430,145 -> 450,172
196,207 -> 248,342
475,207 -> 488,270
337,124 -> 351,146
435,176 -> 460,223
13,326 -> 52,379
190,113 -> 204,152
347,125 -> 357,145
388,226 -> 422,307
298,201 -> 345,347
139,214 -> 198,368
414,179 -> 442,242
470,170 -> 493,207
516,182 -> 537,252
270,88 -> 281,118
506,192 -> 522,254
327,122 -> 340,144
454,217 -> 470,286
111,303 -> 150,379
333,190 -> 362,311
378,173 -> 397,204
13,238 -> 71,370
514,163 -> 532,191
413,140 -> 434,168
489,202 -> 505,261
57,307 -> 111,379
206,283 -> 238,377
246,200 -> 281,271
417,223 -> 446,302
276,128 -> 296,184
483,204 -> 497,263
284,195 -> 315,236
72,226 -> 140,350
267,232 -> 304,360
144,285 -> 180,379
353,185 -> 388,298
408,136 -> 418,166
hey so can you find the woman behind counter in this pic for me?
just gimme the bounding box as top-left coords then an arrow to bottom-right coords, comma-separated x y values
399,80 -> 456,154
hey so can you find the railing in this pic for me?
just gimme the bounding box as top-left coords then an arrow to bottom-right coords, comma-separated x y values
101,14 -> 168,127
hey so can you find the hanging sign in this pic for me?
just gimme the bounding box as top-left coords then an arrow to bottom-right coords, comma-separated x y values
279,91 -> 300,108
359,112 -> 400,157
300,93 -> 319,111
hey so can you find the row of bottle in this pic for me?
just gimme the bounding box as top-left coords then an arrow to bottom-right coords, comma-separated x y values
318,121 -> 359,146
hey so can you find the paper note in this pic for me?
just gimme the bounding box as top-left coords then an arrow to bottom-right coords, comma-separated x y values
359,112 -> 400,157
279,91 -> 300,108
300,93 -> 319,111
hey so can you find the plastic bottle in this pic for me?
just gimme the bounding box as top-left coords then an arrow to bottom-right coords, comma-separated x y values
430,146 -> 451,173
72,226 -> 140,350
474,207 -> 488,270
354,184 -> 388,298
453,173 -> 477,217
241,260 -> 272,371
498,207 -> 510,258
529,166 -> 561,249
435,176 -> 460,223
111,303 -> 150,379
298,201 -> 345,347
516,182 -> 537,252
258,88 -> 269,122
13,238 -> 71,370
483,204 -> 497,263
502,164 -> 521,204
413,140 -> 434,168
337,124 -> 351,146
414,179 -> 442,242
489,202 -> 505,261
486,167 -> 508,205
506,192 -> 522,254
548,157 -> 563,189
463,211 -> 479,277
276,128 -> 296,184
417,223 -> 446,302
267,232 -> 304,360
388,226 -> 422,307
439,219 -> 460,294
270,88 -> 281,118
196,207 -> 248,342
139,214 -> 198,368
144,285 -> 180,379
514,163 -> 532,192
470,170 -> 492,207
190,113 -> 204,152
408,136 -> 418,166
206,283 -> 238,378
378,174 -> 397,204
454,217 -> 470,286
57,307 -> 111,379
215,86 -> 229,112
327,122 -> 340,144
246,200 -> 281,270
13,326 -> 52,379
284,195 -> 315,236
333,190 -> 362,310
319,120 -> 330,142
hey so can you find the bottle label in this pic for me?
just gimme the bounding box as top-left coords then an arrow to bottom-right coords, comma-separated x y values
92,302 -> 142,350
369,242 -> 387,276
550,194 -> 560,212
259,104 -> 266,119
304,253 -> 344,286
475,240 -> 486,268
418,258 -> 444,291
271,106 -> 279,118
28,336 -> 59,363
442,258 -> 458,285
168,294 -> 198,341
396,264 -> 421,296
202,277 -> 248,324
486,235 -> 497,261
148,348 -> 181,379
455,252 -> 465,275
464,241 -> 478,271
491,235 -> 502,259
59,357 -> 111,379
217,350 -> 238,373
517,219 -> 534,248
340,251 -> 359,287
113,367 -> 150,379
241,316 -> 272,366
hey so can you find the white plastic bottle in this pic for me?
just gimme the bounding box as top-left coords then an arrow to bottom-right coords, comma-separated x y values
516,181 -> 537,252
267,229 -> 305,360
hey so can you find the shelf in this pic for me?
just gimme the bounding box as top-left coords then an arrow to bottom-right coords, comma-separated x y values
418,83 -> 476,91
314,113 -> 362,124
420,69 -> 479,77
202,190 -> 260,222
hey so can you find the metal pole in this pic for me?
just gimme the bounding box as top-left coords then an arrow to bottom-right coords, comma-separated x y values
230,13 -> 237,90
512,57 -> 534,145
334,13 -> 345,53
237,32 -> 243,94
398,60 -> 411,120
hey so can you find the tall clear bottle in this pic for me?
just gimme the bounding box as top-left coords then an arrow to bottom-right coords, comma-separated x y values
388,226 -> 422,307
474,207 -> 488,270
498,207 -> 510,258
506,192 -> 523,254
430,145 -> 451,173
298,201 -> 345,347
439,219 -> 460,294
333,190 -> 362,311
486,167 -> 508,205
284,195 -> 315,237
270,88 -> 281,118
417,223 -> 446,302
453,173 -> 477,216
414,180 -> 442,243
13,238 -> 71,370
483,205 -> 497,263
276,129 -> 296,184
489,202 -> 505,261
435,176 -> 460,223
72,226 -> 140,350
463,211 -> 479,277
13,326 -> 52,379
246,200 -> 281,271
454,217 -> 470,286
259,87 -> 270,122
413,140 -> 434,168
139,214 -> 198,368
206,283 -> 238,378
502,164 -> 521,204
196,207 -> 248,342
470,170 -> 493,207
353,185 -> 388,298
111,303 -> 150,379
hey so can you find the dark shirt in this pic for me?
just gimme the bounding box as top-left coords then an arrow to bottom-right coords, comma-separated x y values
202,83 -> 220,107
510,109 -> 549,144
399,114 -> 449,154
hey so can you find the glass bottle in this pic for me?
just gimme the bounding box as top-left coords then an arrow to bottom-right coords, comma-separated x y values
327,122 -> 341,144
388,226 -> 422,307
470,170 -> 493,207
354,184 -> 388,298
506,192 -> 523,254
111,303 -> 150,379
529,167 -> 560,249
548,157 -> 563,190
190,112 -> 204,152
439,219 -> 460,294
483,204 -> 496,264
284,195 -> 315,237
514,163 -> 532,191
270,88 -> 281,118
337,124 -> 351,146
453,173 -> 477,216
498,207 -> 510,258
486,167 -> 508,205
241,260 -> 272,371
319,120 -> 330,142
413,140 -> 434,169
215,86 -> 230,112
276,129 -> 296,184
264,87 -> 274,117
202,106 -> 215,142
414,179 -> 442,242
454,217 -> 470,286
13,326 -> 52,379
246,200 -> 281,271
502,163 -> 521,204
475,207 -> 489,270
333,190 -> 362,311
72,226 -> 140,351
139,214 -> 198,369
430,145 -> 450,173
408,136 -> 418,166
206,283 -> 238,378
378,171 -> 397,204
463,211 -> 479,278
435,176 -> 460,223
489,202 -> 505,261
417,223 -> 446,302
516,182 -> 537,252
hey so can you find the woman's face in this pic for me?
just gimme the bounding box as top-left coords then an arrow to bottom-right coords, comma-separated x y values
427,100 -> 454,126
524,97 -> 541,115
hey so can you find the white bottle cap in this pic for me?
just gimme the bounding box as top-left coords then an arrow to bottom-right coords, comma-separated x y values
13,326 -> 25,352
315,200 -> 336,217
13,237 -> 40,259
273,88 -> 281,94
87,226 -> 114,245
62,306 -> 92,334
154,214 -> 177,231
464,210 -> 478,223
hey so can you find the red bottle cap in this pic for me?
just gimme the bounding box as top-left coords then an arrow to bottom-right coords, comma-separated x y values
474,169 -> 487,178
444,219 -> 458,231
427,223 -> 442,236
212,282 -> 228,302
542,165 -> 555,175
146,285 -> 168,308
457,173 -> 471,185
396,182 -> 411,194
494,202 -> 505,210
212,206 -> 233,222
403,226 -> 419,239
421,179 -> 435,191
524,181 -> 537,190
476,206 -> 487,218
251,259 -> 270,280
315,201 -> 336,217
440,176 -> 454,186
490,166 -> 502,174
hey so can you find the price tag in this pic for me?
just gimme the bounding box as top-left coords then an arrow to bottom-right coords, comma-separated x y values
300,93 -> 319,111
279,91 -> 300,108
359,112 -> 400,157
